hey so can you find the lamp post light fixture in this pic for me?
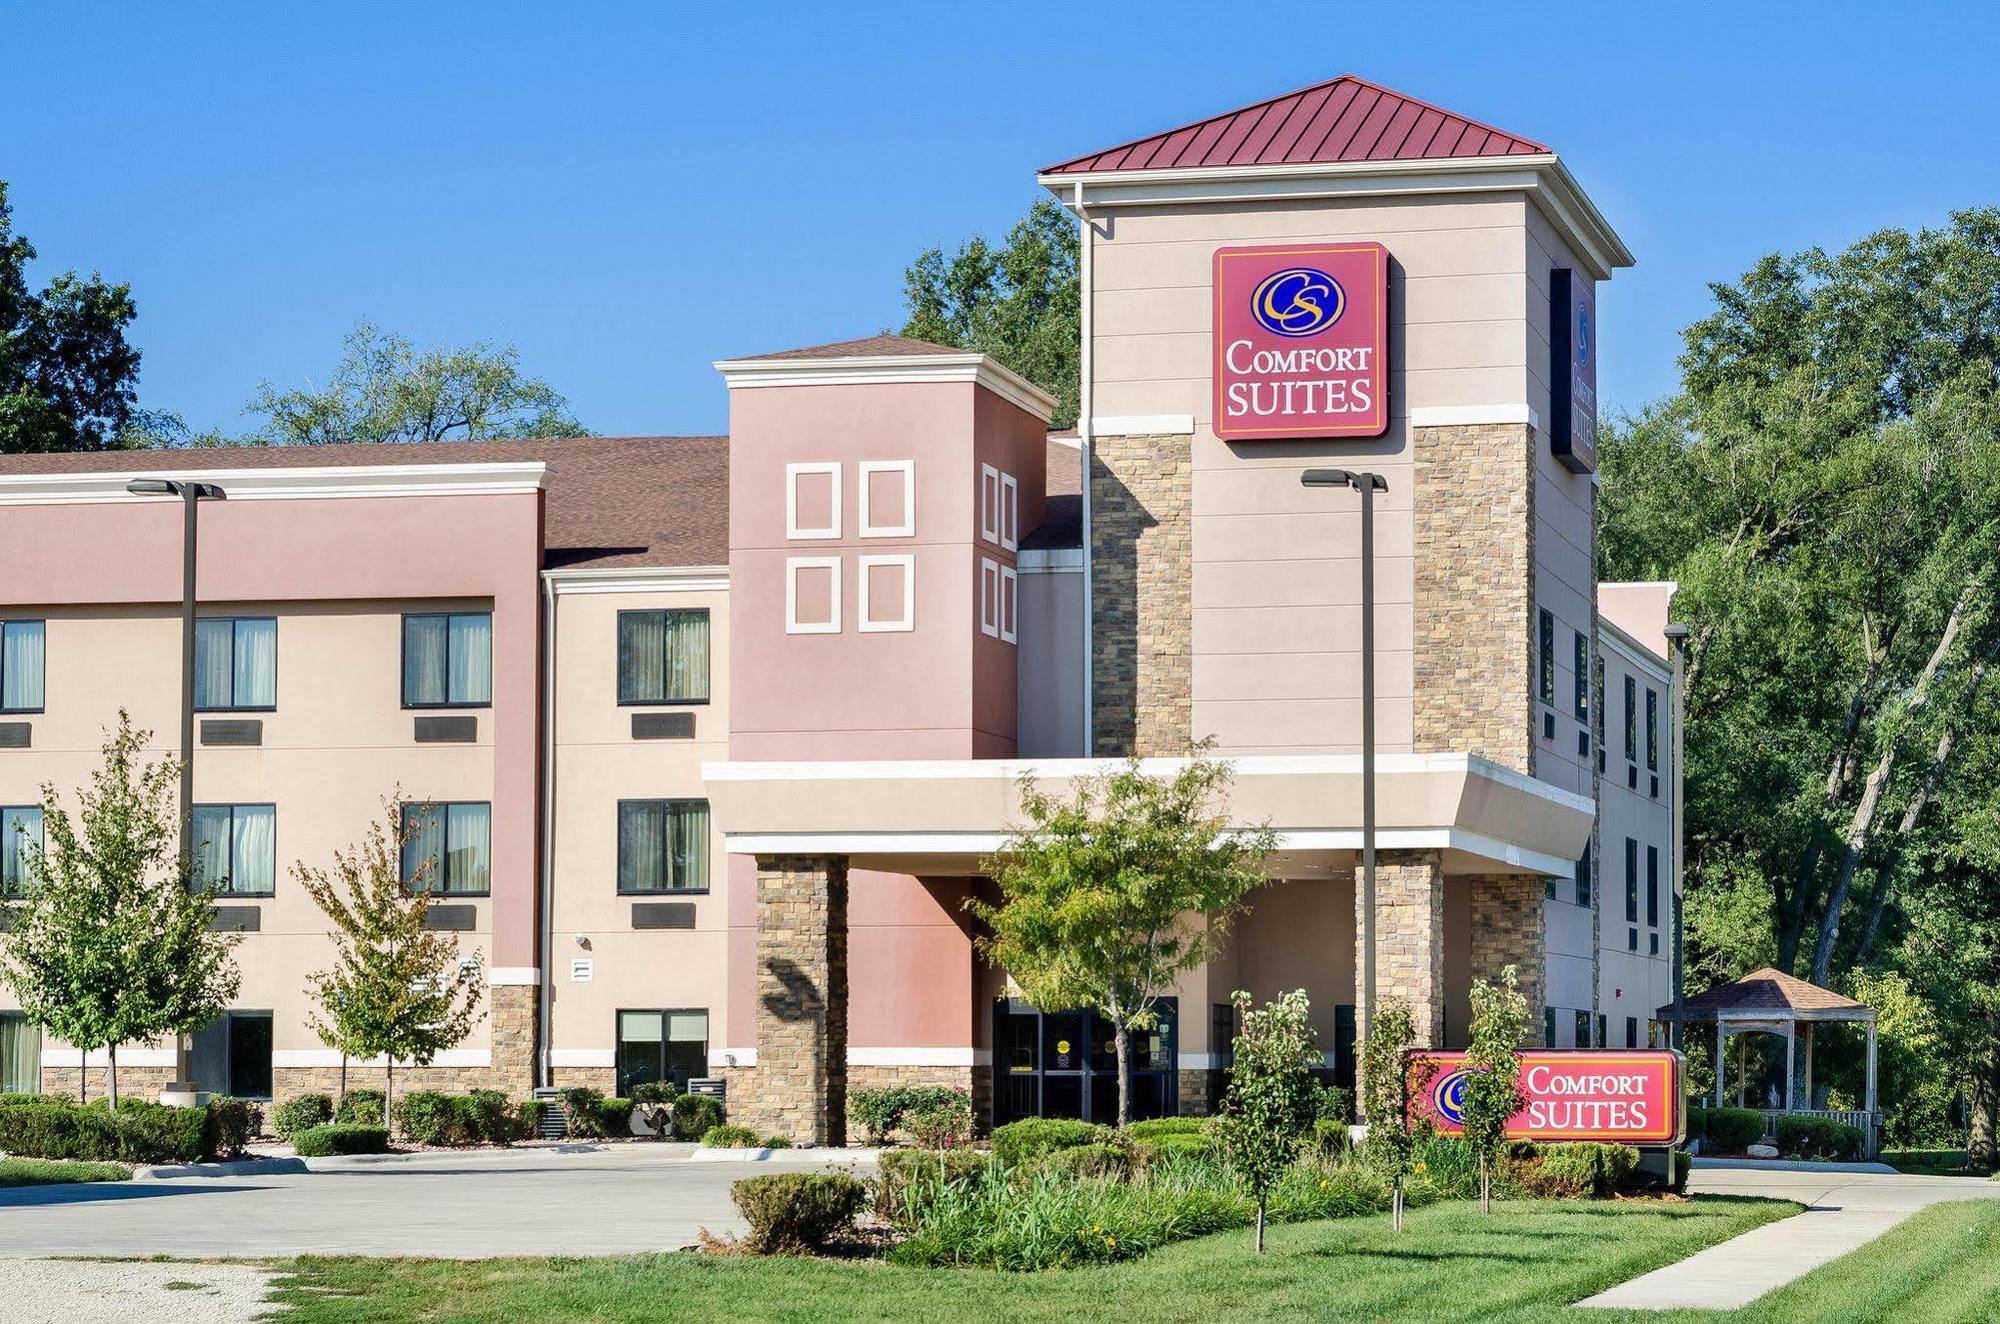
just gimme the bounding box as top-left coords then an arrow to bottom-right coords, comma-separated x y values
1300,468 -> 1389,1043
126,477 -> 225,1090
1662,620 -> 1690,1053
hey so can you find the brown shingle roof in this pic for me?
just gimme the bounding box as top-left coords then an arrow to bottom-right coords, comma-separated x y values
732,333 -> 966,362
0,435 -> 730,570
1663,967 -> 1873,1021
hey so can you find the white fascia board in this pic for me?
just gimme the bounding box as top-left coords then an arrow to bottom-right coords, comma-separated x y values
713,353 -> 1057,423
544,565 -> 730,595
709,1047 -> 757,1069
270,1049 -> 493,1068
0,462 -> 551,507
486,966 -> 542,986
1016,546 -> 1084,573
42,1047 -> 179,1067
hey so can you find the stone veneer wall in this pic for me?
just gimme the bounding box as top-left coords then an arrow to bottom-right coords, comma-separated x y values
1411,422 -> 1535,774
1177,1068 -> 1218,1118
1366,850 -> 1445,1046
1468,874 -> 1547,1046
41,1065 -> 178,1101
1089,432 -> 1193,757
737,855 -> 848,1145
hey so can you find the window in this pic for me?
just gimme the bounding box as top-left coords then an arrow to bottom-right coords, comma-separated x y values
618,609 -> 711,702
785,462 -> 840,539
1,806 -> 43,898
1646,844 -> 1660,927
785,558 -> 841,634
1574,1010 -> 1592,1048
1625,837 -> 1638,922
1646,688 -> 1659,771
1537,608 -> 1555,705
1543,1006 -> 1556,1046
0,1011 -> 37,1094
616,1009 -> 709,1096
1574,845 -> 1593,908
191,1010 -> 272,1099
402,613 -> 492,708
858,556 -> 915,633
400,802 -> 492,895
1573,631 -> 1589,722
1622,674 -> 1637,762
1650,932 -> 1661,955
617,800 -> 710,893
857,460 -> 914,538
0,621 -> 44,713
1629,926 -> 1639,951
1625,1016 -> 1639,1049
194,617 -> 276,710
1544,875 -> 1557,900
192,804 -> 276,896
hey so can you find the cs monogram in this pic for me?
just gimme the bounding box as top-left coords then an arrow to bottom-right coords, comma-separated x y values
1250,266 -> 1345,338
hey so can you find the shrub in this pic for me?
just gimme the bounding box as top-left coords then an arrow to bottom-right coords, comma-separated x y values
1034,1140 -> 1133,1181
1270,1156 -> 1395,1221
1311,1083 -> 1355,1124
630,1080 -> 678,1105
394,1091 -> 470,1146
598,1098 -> 636,1136
1777,1115 -> 1865,1162
87,1098 -> 209,1164
0,1097 -> 261,1164
1705,1107 -> 1767,1152
874,1148 -> 993,1227
1687,1104 -> 1710,1142
732,1172 -> 868,1254
1126,1117 -> 1205,1141
334,1089 -> 384,1126
458,1090 -> 524,1144
1403,1134 -> 1481,1198
763,1135 -> 793,1149
1671,1148 -> 1692,1193
671,1093 -> 724,1141
990,1117 -> 1107,1167
516,1098 -> 548,1138
1144,1132 -> 1218,1163
1512,1143 -> 1640,1198
292,1124 -> 390,1157
0,1100 -> 119,1161
561,1087 -> 607,1139
273,1094 -> 334,1140
1310,1118 -> 1351,1158
851,1086 -> 973,1144
702,1124 -> 761,1148
204,1097 -> 261,1159
905,1093 -> 973,1151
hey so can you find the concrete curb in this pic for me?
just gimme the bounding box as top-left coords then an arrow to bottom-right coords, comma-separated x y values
1692,1157 -> 1899,1174
688,1147 -> 881,1163
131,1157 -> 309,1180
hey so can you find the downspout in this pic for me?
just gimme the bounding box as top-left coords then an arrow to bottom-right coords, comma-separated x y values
1075,180 -> 1095,757
536,573 -> 558,1088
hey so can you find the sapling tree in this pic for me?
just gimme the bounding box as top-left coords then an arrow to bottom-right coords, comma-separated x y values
296,802 -> 485,1129
1461,965 -> 1530,1212
974,749 -> 1275,1127
0,712 -> 241,1108
1213,989 -> 1321,1253
1359,998 -> 1433,1232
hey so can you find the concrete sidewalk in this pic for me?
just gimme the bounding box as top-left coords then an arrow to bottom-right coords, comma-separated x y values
1579,1162 -> 2000,1311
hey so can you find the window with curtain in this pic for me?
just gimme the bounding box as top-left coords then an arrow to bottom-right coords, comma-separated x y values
1,806 -> 43,897
400,802 -> 491,895
615,1009 -> 708,1095
0,620 -> 45,713
191,804 -> 276,896
193,617 -> 277,710
617,609 -> 710,704
1572,631 -> 1589,723
1537,608 -> 1555,705
617,800 -> 710,892
0,1011 -> 37,1094
402,613 -> 492,707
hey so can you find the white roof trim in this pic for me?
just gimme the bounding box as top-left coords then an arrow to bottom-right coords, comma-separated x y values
713,352 -> 1057,423
1042,153 -> 1632,281
1017,546 -> 1084,572
0,461 -> 550,507
544,565 -> 729,594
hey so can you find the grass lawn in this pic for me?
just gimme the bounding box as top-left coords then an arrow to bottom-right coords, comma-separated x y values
265,1196 -> 1793,1323
0,1157 -> 130,1188
1880,1148 -> 1987,1178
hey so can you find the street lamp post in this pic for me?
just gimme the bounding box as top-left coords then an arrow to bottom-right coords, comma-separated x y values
127,477 -> 225,1089
1301,468 -> 1389,1044
1662,621 -> 1690,1053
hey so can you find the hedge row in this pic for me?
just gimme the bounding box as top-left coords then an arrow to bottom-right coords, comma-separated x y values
0,1096 -> 259,1164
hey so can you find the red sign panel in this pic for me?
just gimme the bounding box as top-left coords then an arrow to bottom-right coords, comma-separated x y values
1408,1050 -> 1683,1145
1212,241 -> 1389,440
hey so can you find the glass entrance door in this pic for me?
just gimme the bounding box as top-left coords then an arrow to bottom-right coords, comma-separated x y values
992,998 -> 1177,1127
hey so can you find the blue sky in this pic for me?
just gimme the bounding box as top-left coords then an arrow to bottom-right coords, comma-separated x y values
11,2 -> 1998,438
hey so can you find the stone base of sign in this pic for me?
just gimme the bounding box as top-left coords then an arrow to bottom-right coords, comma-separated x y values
1090,431 -> 1193,757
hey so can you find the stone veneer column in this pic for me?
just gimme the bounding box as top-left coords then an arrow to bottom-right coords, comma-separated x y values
1089,432 -> 1192,757
487,983 -> 539,1097
1364,850 -> 1446,1047
1411,423 -> 1536,774
745,855 -> 848,1145
1468,874 -> 1547,1046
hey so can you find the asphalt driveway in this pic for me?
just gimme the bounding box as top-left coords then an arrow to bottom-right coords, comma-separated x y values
0,1144 -> 871,1259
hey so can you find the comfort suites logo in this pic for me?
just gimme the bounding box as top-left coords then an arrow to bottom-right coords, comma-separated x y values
1409,1050 -> 1684,1145
1214,240 -> 1388,441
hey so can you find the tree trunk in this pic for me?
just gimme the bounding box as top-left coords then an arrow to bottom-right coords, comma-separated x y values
1970,1011 -> 1999,1175
386,1060 -> 396,1140
79,1048 -> 87,1105
1392,1175 -> 1405,1233
1255,1199 -> 1266,1254
1480,1153 -> 1492,1213
1113,1019 -> 1132,1130
339,1052 -> 348,1107
107,1043 -> 119,1112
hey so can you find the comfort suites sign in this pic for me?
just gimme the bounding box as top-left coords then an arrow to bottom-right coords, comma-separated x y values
1213,241 -> 1388,440
1408,1050 -> 1684,1145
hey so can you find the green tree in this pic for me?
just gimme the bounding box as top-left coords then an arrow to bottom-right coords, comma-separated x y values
901,198 -> 1080,427
973,751 -> 1274,1128
294,802 -> 485,1128
1213,989 -> 1319,1253
1357,998 -> 1429,1232
0,181 -> 147,454
0,712 -> 241,1108
246,320 -> 582,445
1460,966 -> 1530,1213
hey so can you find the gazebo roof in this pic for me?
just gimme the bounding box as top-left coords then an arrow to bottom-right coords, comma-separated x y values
1660,967 -> 1874,1023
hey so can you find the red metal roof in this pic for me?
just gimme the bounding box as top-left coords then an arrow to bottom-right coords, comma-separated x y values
1042,74 -> 1549,176
1661,967 -> 1872,1021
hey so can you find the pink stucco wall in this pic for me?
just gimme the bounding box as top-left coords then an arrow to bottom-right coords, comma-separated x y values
0,491 -> 545,968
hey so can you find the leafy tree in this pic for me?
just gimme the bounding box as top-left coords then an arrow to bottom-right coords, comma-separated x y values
246,320 -> 582,445
1357,998 -> 1431,1232
973,751 -> 1275,1128
1460,966 -> 1529,1213
0,712 -> 241,1107
1213,989 -> 1319,1253
295,802 -> 486,1128
902,199 -> 1080,427
0,181 -> 146,453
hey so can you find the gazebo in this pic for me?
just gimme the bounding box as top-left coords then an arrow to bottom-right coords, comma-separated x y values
1660,967 -> 1878,1155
